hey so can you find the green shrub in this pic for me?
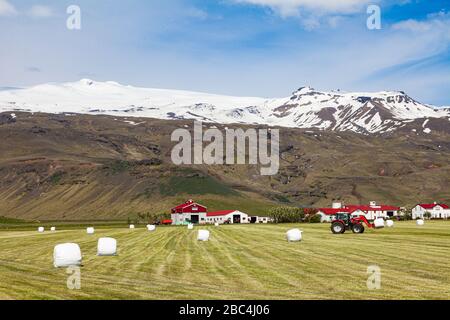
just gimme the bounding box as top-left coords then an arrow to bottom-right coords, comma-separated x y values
309,214 -> 322,223
268,207 -> 305,223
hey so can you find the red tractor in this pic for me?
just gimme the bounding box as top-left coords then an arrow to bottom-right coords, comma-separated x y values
331,213 -> 376,234
161,219 -> 173,225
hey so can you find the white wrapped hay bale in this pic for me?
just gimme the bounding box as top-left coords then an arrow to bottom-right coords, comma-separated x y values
147,225 -> 156,232
129,224 -> 135,229
97,238 -> 117,256
286,229 -> 303,242
86,227 -> 95,234
214,222 -> 220,227
187,223 -> 194,230
38,227 -> 45,233
416,219 -> 425,226
374,218 -> 385,229
197,230 -> 210,241
50,227 -> 56,232
386,220 -> 394,228
53,243 -> 82,268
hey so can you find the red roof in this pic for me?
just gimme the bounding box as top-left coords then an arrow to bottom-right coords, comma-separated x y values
171,200 -> 207,213
172,200 -> 195,210
318,204 -> 400,215
418,203 -> 449,209
318,208 -> 356,215
346,205 -> 400,212
207,210 -> 236,217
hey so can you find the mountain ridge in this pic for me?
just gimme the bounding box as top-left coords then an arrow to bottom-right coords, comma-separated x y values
0,79 -> 449,135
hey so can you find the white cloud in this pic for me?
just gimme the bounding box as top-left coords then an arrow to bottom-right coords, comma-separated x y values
0,0 -> 17,16
28,5 -> 53,18
233,0 -> 375,17
392,11 -> 450,42
392,19 -> 433,32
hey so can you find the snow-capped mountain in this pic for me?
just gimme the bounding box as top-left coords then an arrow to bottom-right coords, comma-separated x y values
0,79 -> 449,134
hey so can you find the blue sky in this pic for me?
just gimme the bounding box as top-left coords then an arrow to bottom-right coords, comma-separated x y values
1,0 -> 450,105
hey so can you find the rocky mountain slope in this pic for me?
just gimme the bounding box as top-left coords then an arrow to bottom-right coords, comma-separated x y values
0,112 -> 448,221
0,80 -> 449,135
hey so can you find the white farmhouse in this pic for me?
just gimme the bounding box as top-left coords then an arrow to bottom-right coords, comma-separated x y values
206,210 -> 250,224
412,203 -> 450,219
317,201 -> 400,222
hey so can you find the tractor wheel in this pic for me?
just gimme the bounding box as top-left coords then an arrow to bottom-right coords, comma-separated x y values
352,223 -> 365,234
331,222 -> 345,234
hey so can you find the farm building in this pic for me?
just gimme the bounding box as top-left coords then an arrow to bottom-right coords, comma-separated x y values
170,200 -> 253,225
206,210 -> 250,224
171,200 -> 207,225
412,203 -> 450,219
249,216 -> 272,224
317,201 -> 400,222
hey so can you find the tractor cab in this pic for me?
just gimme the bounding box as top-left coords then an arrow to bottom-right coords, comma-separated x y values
334,213 -> 350,222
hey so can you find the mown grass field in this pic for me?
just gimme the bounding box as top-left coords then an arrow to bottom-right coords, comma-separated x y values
0,221 -> 449,300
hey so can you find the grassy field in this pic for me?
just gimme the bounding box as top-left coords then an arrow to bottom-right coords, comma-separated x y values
0,221 -> 449,300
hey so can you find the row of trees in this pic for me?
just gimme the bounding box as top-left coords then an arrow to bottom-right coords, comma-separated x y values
127,212 -> 171,225
268,207 -> 321,224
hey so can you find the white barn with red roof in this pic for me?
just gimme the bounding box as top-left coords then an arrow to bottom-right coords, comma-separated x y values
317,201 -> 400,222
412,202 -> 450,219
170,200 -> 250,225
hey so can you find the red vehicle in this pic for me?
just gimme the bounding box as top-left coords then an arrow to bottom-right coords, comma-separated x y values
331,213 -> 377,234
161,219 -> 173,225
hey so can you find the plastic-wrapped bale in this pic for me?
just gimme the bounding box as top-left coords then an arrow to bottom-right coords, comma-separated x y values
129,224 -> 135,229
53,243 -> 82,268
386,220 -> 394,228
374,218 -> 385,229
147,225 -> 156,232
86,227 -> 95,234
50,227 -> 56,232
187,224 -> 194,230
286,229 -> 302,242
214,222 -> 220,227
197,230 -> 210,241
416,219 -> 425,226
97,238 -> 117,256
38,227 -> 45,233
